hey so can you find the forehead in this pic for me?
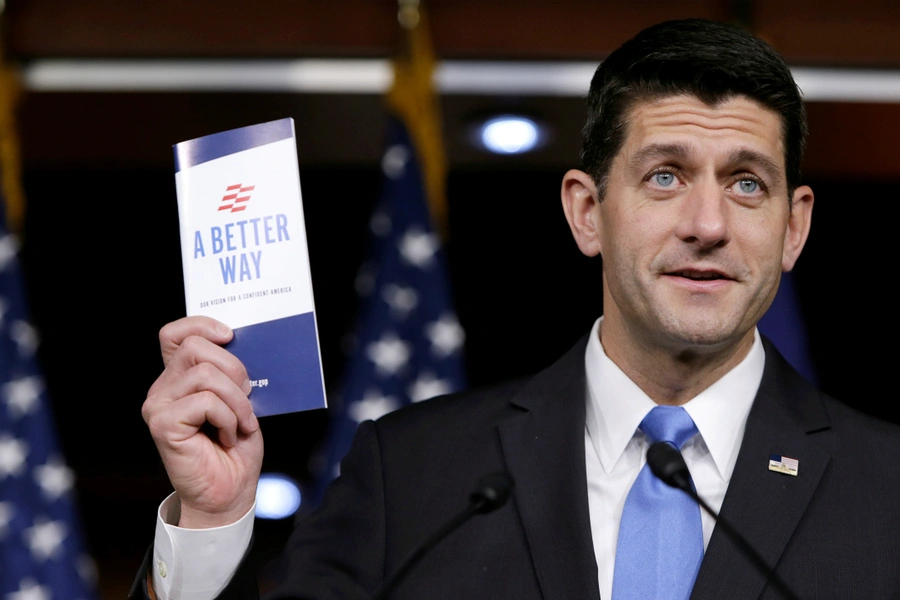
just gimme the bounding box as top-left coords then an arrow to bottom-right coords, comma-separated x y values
618,94 -> 785,170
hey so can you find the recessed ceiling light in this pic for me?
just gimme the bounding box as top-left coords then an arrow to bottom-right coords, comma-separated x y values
479,115 -> 541,154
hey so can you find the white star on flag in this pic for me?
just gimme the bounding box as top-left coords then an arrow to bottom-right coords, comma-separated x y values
425,314 -> 466,357
408,372 -> 454,403
399,227 -> 439,269
3,376 -> 43,419
348,390 -> 400,423
35,459 -> 75,500
0,435 -> 28,478
382,284 -> 419,320
370,211 -> 392,237
11,320 -> 39,357
366,333 -> 412,376
25,519 -> 67,561
0,501 -> 14,538
382,144 -> 410,179
6,579 -> 51,600
0,233 -> 18,272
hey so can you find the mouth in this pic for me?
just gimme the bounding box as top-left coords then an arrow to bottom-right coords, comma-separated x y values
662,268 -> 736,288
669,270 -> 730,281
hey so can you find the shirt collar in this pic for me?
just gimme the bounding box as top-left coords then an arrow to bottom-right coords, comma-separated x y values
584,317 -> 765,480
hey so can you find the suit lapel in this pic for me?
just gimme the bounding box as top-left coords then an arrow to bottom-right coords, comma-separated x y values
498,337 -> 601,600
691,341 -> 832,600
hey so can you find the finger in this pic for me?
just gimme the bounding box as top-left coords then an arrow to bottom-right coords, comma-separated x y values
192,392 -> 240,448
160,316 -> 233,366
152,390 -> 241,448
161,334 -> 250,390
159,361 -> 258,435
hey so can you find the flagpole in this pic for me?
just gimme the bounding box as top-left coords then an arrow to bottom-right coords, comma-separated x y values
0,2 -> 25,235
388,0 -> 449,240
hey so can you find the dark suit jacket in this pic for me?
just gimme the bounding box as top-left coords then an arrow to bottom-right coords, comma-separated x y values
132,337 -> 900,599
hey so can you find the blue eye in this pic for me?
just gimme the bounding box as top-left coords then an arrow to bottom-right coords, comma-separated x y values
738,179 -> 758,193
654,172 -> 675,187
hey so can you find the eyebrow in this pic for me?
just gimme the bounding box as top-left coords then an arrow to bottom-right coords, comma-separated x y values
724,148 -> 785,185
626,143 -> 692,171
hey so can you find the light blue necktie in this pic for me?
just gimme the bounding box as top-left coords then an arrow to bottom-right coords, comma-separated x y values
611,406 -> 703,600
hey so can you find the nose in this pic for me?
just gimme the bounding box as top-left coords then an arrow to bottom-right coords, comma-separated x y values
674,179 -> 730,249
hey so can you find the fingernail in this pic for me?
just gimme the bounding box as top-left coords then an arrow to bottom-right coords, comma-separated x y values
250,412 -> 259,431
217,322 -> 232,338
242,379 -> 252,395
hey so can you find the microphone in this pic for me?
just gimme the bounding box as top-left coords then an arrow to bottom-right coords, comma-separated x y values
646,442 -> 802,600
371,471 -> 514,600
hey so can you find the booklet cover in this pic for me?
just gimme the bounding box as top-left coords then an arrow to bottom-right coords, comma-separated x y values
174,118 -> 326,417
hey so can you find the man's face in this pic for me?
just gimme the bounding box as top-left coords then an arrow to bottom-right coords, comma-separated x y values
564,94 -> 813,356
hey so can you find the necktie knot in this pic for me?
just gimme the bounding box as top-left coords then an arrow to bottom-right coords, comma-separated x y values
639,405 -> 698,449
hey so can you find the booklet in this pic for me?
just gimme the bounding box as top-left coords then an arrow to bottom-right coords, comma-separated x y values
173,118 -> 326,417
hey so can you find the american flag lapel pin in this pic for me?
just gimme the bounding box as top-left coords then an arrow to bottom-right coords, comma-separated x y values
768,454 -> 799,476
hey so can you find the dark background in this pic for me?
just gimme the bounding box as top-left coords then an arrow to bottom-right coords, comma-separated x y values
6,1 -> 900,596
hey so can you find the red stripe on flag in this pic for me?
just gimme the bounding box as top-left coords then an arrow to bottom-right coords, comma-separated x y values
240,186 -> 255,192
234,196 -> 250,203
232,205 -> 248,212
221,194 -> 238,201
218,205 -> 233,211
226,184 -> 242,191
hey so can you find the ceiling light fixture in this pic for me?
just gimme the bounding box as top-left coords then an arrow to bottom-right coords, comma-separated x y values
479,115 -> 541,154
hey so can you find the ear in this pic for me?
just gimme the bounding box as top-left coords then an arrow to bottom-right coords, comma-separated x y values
561,169 -> 603,257
782,185 -> 814,272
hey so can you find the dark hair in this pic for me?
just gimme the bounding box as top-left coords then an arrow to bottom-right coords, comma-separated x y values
581,19 -> 807,202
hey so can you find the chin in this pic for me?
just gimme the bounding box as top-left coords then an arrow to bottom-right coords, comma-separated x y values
655,314 -> 749,352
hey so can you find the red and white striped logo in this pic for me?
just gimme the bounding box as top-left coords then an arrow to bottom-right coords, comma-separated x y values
218,183 -> 255,213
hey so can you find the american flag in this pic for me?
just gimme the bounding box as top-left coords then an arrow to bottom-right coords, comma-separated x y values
0,207 -> 97,598
312,116 -> 467,495
308,4 -> 464,499
758,273 -> 816,383
768,454 -> 800,476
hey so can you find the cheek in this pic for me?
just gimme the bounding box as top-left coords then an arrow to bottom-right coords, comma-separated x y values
600,218 -> 639,274
735,210 -> 788,271
602,204 -> 667,250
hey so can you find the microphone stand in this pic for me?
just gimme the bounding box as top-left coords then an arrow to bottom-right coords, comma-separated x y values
371,472 -> 514,600
648,442 -> 802,600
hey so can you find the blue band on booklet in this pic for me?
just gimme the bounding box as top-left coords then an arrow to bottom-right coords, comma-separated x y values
227,313 -> 325,415
174,118 -> 294,172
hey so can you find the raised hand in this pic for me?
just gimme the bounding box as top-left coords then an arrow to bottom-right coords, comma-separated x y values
142,316 -> 263,528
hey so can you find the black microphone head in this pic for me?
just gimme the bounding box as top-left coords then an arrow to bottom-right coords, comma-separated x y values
646,442 -> 692,491
470,471 -> 515,514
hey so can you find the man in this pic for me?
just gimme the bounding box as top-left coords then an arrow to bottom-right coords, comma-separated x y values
135,18 -> 900,600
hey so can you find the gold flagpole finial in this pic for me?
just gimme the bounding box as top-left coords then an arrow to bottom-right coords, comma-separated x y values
398,0 -> 420,31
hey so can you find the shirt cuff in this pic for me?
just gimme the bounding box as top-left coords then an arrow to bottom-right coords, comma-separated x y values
152,492 -> 255,600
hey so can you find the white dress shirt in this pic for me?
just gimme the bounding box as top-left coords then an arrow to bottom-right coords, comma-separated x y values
152,494 -> 255,600
584,318 -> 765,600
153,319 -> 765,600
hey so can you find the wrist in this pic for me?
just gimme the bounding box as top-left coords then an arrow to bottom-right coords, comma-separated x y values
176,497 -> 256,529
